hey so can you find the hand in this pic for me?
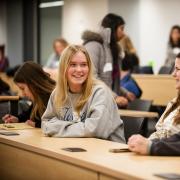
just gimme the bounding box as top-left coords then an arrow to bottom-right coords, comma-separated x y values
115,96 -> 128,107
128,134 -> 149,155
26,120 -> 35,127
2,114 -> 19,123
126,92 -> 136,101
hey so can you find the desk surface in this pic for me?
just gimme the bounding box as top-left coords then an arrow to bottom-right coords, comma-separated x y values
0,95 -> 19,101
132,74 -> 177,106
119,109 -> 159,118
0,72 -> 21,96
0,128 -> 179,180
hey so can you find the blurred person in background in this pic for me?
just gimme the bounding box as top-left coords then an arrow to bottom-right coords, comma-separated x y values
164,25 -> 180,71
0,45 -> 9,72
82,13 -> 134,107
45,38 -> 68,69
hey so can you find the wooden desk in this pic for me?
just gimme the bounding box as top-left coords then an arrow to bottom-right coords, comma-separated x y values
0,129 -> 179,180
0,72 -> 21,96
119,109 -> 159,118
0,95 -> 19,101
132,74 -> 177,106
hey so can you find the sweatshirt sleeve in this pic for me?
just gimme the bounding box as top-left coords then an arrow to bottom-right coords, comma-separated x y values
42,85 -> 124,142
150,133 -> 180,156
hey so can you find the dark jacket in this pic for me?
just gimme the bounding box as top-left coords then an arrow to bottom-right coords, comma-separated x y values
150,132 -> 180,156
18,105 -> 41,128
18,93 -> 51,128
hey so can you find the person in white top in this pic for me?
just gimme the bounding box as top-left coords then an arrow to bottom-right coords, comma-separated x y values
45,38 -> 68,69
128,52 -> 180,154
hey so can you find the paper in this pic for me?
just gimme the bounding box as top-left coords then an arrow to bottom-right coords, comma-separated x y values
0,123 -> 34,130
103,63 -> 112,72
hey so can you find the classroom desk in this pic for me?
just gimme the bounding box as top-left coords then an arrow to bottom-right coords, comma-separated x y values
0,72 -> 21,96
119,109 -> 159,118
132,74 -> 177,106
0,128 -> 179,180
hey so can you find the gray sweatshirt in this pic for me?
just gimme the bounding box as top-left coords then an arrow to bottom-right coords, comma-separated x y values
41,83 -> 126,143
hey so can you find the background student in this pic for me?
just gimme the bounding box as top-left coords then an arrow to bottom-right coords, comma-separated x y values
164,25 -> 180,70
2,61 -> 56,127
82,13 -> 132,107
45,38 -> 68,69
42,45 -> 125,143
120,52 -> 142,99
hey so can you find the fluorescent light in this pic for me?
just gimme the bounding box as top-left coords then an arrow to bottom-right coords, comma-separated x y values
39,1 -> 64,8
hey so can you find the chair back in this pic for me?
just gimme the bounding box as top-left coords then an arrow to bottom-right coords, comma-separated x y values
121,99 -> 152,141
158,66 -> 173,74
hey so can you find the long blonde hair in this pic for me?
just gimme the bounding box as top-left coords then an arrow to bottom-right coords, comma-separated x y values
54,45 -> 94,115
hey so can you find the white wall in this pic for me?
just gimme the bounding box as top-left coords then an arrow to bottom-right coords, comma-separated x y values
62,0 -> 180,73
62,0 -> 108,44
108,0 -> 140,58
139,0 -> 180,73
109,0 -> 180,73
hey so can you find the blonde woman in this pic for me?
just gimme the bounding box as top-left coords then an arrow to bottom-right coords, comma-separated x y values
42,45 -> 125,143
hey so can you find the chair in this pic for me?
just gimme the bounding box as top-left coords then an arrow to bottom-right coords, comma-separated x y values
133,66 -> 154,74
121,99 -> 152,141
0,96 -> 19,117
158,65 -> 173,74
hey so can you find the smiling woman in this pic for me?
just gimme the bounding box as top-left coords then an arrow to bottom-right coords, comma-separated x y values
41,45 -> 126,143
66,51 -> 89,93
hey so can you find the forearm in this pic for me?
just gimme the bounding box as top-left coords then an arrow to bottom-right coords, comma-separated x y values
150,141 -> 180,156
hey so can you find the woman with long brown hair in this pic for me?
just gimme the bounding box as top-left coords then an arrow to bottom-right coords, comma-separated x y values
3,61 -> 56,127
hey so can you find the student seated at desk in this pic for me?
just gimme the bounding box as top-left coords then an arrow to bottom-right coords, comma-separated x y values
2,61 -> 56,127
128,53 -> 180,155
120,52 -> 142,100
42,45 -> 125,143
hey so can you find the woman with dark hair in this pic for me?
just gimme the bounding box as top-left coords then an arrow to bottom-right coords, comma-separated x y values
82,13 -> 133,107
2,61 -> 56,127
164,25 -> 180,69
120,52 -> 142,99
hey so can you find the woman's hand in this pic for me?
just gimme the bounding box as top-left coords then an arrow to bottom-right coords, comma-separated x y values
115,96 -> 128,107
26,120 -> 35,127
2,114 -> 19,123
128,134 -> 149,155
126,92 -> 136,101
